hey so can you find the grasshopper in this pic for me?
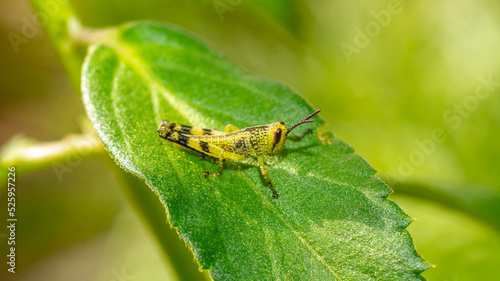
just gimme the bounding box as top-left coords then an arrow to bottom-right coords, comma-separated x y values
157,109 -> 321,198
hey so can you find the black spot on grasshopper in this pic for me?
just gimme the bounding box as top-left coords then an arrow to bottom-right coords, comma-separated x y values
200,140 -> 210,153
177,133 -> 190,146
181,125 -> 192,133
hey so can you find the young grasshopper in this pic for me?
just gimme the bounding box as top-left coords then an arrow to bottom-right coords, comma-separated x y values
157,109 -> 321,198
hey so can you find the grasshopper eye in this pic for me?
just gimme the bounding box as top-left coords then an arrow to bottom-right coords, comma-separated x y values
273,128 -> 282,145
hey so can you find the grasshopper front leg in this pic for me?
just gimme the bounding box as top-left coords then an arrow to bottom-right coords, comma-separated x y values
257,156 -> 279,199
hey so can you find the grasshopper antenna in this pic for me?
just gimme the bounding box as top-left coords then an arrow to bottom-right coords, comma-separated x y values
286,109 -> 321,136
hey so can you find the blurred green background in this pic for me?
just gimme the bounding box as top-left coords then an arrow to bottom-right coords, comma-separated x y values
1,0 -> 499,280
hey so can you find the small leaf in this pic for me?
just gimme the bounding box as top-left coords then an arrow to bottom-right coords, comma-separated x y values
82,21 -> 429,280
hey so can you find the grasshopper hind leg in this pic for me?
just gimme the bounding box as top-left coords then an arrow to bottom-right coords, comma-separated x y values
203,158 -> 224,177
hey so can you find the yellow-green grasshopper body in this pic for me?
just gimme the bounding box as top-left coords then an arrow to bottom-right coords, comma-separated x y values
158,109 -> 321,198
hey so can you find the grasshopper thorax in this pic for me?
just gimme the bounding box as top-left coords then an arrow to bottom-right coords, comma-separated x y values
266,121 -> 288,155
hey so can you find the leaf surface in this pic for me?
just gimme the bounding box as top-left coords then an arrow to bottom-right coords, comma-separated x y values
82,21 -> 428,280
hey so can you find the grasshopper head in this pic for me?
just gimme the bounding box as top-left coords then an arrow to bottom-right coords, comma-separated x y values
158,120 -> 172,139
266,109 -> 321,155
267,121 -> 288,155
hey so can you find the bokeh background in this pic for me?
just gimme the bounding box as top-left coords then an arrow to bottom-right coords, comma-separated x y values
1,0 -> 500,280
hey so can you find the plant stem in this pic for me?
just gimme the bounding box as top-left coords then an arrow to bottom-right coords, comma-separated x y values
29,0 -> 86,89
1,133 -> 104,177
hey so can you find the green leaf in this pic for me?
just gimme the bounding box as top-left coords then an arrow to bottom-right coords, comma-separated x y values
82,21 -> 429,280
